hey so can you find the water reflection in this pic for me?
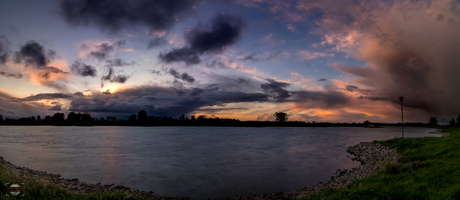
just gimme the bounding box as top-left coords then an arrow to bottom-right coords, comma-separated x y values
0,126 -> 438,199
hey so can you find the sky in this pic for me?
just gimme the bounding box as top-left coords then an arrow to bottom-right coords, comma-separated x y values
0,0 -> 459,123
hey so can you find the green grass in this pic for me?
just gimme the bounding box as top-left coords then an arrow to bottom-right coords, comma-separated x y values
0,164 -> 147,200
301,127 -> 460,200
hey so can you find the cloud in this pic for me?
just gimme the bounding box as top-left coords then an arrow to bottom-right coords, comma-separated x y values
168,68 -> 195,83
14,40 -> 56,68
48,102 -> 63,111
67,85 -> 269,117
318,78 -> 327,81
101,67 -> 129,83
147,37 -> 167,49
159,13 -> 246,65
71,61 -> 97,77
0,71 -> 23,79
85,41 -> 125,61
106,59 -> 136,67
0,35 -> 10,65
315,0 -> 460,119
60,0 -> 197,33
296,50 -> 334,60
260,78 -> 291,100
21,93 -> 73,101
190,88 -> 204,96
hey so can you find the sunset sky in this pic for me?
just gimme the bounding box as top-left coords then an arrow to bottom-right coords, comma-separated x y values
0,0 -> 459,123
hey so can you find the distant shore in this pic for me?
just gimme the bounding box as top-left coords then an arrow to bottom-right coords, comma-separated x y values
0,140 -> 403,199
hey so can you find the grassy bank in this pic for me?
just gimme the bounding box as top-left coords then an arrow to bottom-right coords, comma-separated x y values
0,164 -> 146,200
303,127 -> 460,200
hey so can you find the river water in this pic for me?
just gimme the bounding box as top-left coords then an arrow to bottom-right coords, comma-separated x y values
0,126 -> 438,199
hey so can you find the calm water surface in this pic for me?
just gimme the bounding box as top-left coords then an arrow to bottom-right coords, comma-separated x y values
0,126 -> 438,199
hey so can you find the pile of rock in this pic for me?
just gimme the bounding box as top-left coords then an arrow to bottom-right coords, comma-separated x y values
0,157 -> 189,199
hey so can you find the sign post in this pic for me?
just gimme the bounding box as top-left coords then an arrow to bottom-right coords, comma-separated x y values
399,97 -> 404,138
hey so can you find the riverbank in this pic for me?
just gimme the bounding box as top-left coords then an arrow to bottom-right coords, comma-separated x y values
1,128 -> 453,199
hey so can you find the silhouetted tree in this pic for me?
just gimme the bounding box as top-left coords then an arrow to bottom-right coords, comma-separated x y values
450,118 -> 456,126
129,114 -> 137,122
364,120 -> 370,125
67,112 -> 77,123
82,113 -> 92,122
0,115 -> 2,123
52,113 -> 65,123
43,115 -> 52,123
197,115 -> 206,121
273,112 -> 288,122
107,116 -> 117,121
429,117 -> 438,126
191,115 -> 196,121
456,114 -> 460,127
138,110 -> 147,122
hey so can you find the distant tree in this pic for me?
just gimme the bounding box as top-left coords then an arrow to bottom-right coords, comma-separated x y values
457,114 -> 460,127
197,115 -> 206,121
138,110 -> 147,122
179,114 -> 185,121
82,113 -> 92,122
52,113 -> 65,123
429,117 -> 438,126
364,120 -> 370,125
450,118 -> 456,126
0,115 -> 3,123
191,115 -> 196,121
129,114 -> 137,122
44,115 -> 52,122
107,116 -> 117,121
67,112 -> 77,123
29,116 -> 36,122
273,112 -> 288,122
37,115 -> 41,121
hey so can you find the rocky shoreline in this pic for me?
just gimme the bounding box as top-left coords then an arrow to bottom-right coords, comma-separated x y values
0,141 -> 399,200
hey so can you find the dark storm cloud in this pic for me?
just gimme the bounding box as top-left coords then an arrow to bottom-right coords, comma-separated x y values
48,102 -> 62,111
147,37 -> 167,49
260,78 -> 291,100
318,78 -> 327,81
101,67 -> 129,83
190,88 -> 204,96
71,61 -> 97,77
67,85 -> 268,117
159,14 -> 246,65
60,0 -> 197,32
0,35 -> 11,65
14,40 -> 55,68
159,48 -> 201,65
0,71 -> 23,79
21,93 -> 73,101
293,90 -> 350,109
168,69 -> 195,83
87,41 -> 125,61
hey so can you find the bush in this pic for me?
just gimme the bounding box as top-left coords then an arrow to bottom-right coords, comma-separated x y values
384,161 -> 403,174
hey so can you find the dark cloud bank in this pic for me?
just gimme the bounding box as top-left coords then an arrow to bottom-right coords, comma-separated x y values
159,14 -> 246,65
60,0 -> 197,33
